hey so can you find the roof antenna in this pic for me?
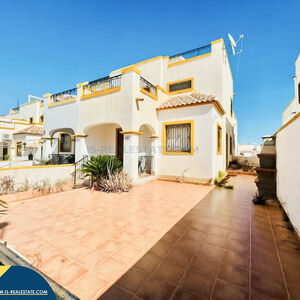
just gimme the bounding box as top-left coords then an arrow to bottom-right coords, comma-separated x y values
227,33 -> 244,56
227,33 -> 245,89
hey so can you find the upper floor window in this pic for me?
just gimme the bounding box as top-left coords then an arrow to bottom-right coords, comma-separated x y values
298,82 -> 300,103
230,97 -> 233,117
29,117 -> 33,124
59,133 -> 72,152
163,120 -> 194,154
230,136 -> 233,155
167,78 -> 193,94
217,124 -> 222,155
40,115 -> 44,123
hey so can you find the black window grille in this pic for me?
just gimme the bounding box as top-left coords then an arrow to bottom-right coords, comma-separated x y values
165,123 -> 191,153
169,80 -> 192,93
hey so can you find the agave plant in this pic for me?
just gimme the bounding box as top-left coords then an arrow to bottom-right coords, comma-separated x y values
214,170 -> 228,187
81,155 -> 122,187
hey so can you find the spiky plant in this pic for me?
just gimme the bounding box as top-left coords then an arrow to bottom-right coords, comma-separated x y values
214,170 -> 229,187
81,155 -> 122,187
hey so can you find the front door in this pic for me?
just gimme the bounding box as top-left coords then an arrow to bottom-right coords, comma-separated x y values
116,128 -> 123,162
3,146 -> 8,159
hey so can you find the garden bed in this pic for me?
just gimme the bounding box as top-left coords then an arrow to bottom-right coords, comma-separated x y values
1,184 -> 73,203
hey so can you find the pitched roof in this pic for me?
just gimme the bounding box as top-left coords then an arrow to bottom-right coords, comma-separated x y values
157,92 -> 217,110
156,92 -> 225,115
13,125 -> 43,136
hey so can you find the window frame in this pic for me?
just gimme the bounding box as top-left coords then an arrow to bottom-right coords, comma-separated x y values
167,78 -> 194,95
15,141 -> 23,157
216,123 -> 222,155
162,120 -> 194,155
59,133 -> 72,153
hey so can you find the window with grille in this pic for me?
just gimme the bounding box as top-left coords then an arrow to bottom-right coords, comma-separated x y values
165,123 -> 191,153
168,79 -> 192,93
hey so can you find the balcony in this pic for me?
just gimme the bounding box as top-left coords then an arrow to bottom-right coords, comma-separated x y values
169,44 -> 211,65
50,88 -> 77,106
140,76 -> 157,100
81,75 -> 122,100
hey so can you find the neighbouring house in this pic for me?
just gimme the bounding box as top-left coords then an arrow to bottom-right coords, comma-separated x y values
42,38 -> 237,183
0,96 -> 44,163
275,53 -> 300,236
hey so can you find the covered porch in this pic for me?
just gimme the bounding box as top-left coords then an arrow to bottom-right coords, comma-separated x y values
78,122 -> 157,183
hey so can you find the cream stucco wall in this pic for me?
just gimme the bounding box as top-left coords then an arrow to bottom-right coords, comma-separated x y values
157,105 -> 223,181
276,116 -> 300,236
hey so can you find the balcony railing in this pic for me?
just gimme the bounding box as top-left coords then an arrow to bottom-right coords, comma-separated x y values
47,154 -> 75,165
169,44 -> 211,64
51,88 -> 77,103
83,75 -> 122,96
140,77 -> 157,98
11,107 -> 20,113
138,155 -> 153,175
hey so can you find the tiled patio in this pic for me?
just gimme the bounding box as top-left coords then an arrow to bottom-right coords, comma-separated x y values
101,176 -> 300,300
0,180 -> 213,299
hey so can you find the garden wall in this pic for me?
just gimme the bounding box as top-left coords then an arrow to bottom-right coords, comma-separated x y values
276,114 -> 300,237
0,164 -> 74,190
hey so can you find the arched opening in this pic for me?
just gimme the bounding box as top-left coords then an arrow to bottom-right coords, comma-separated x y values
48,128 -> 75,164
138,124 -> 156,176
84,123 -> 123,162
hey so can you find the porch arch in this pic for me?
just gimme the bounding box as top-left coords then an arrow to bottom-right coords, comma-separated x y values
84,123 -> 123,160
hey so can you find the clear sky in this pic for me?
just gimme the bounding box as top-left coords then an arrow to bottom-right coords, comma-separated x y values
0,0 -> 299,144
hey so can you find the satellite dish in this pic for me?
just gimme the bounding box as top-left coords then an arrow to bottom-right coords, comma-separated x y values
231,44 -> 236,56
228,33 -> 237,48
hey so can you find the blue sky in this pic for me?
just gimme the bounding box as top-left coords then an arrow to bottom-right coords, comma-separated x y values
0,0 -> 299,143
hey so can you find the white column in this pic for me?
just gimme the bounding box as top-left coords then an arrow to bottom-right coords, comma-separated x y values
150,137 -> 159,175
42,138 -> 52,161
123,133 -> 139,183
74,135 -> 89,162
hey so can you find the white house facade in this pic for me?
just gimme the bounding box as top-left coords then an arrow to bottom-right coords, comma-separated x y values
42,38 -> 237,183
0,98 -> 44,163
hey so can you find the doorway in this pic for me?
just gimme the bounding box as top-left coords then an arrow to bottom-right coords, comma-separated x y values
116,128 -> 123,162
226,133 -> 229,168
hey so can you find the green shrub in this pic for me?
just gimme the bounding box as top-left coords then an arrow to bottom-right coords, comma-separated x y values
214,170 -> 228,187
81,155 -> 122,185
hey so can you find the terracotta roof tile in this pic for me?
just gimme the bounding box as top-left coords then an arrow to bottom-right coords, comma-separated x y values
13,125 -> 43,136
157,92 -> 217,110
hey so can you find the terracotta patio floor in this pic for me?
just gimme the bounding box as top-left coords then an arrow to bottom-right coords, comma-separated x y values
101,175 -> 300,300
0,180 -> 213,299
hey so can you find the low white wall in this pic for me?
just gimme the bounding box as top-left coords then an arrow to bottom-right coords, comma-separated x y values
0,160 -> 33,168
276,115 -> 300,236
233,155 -> 259,167
0,164 -> 74,190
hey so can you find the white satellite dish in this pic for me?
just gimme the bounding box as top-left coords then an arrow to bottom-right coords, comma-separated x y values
231,45 -> 236,56
228,33 -> 237,47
